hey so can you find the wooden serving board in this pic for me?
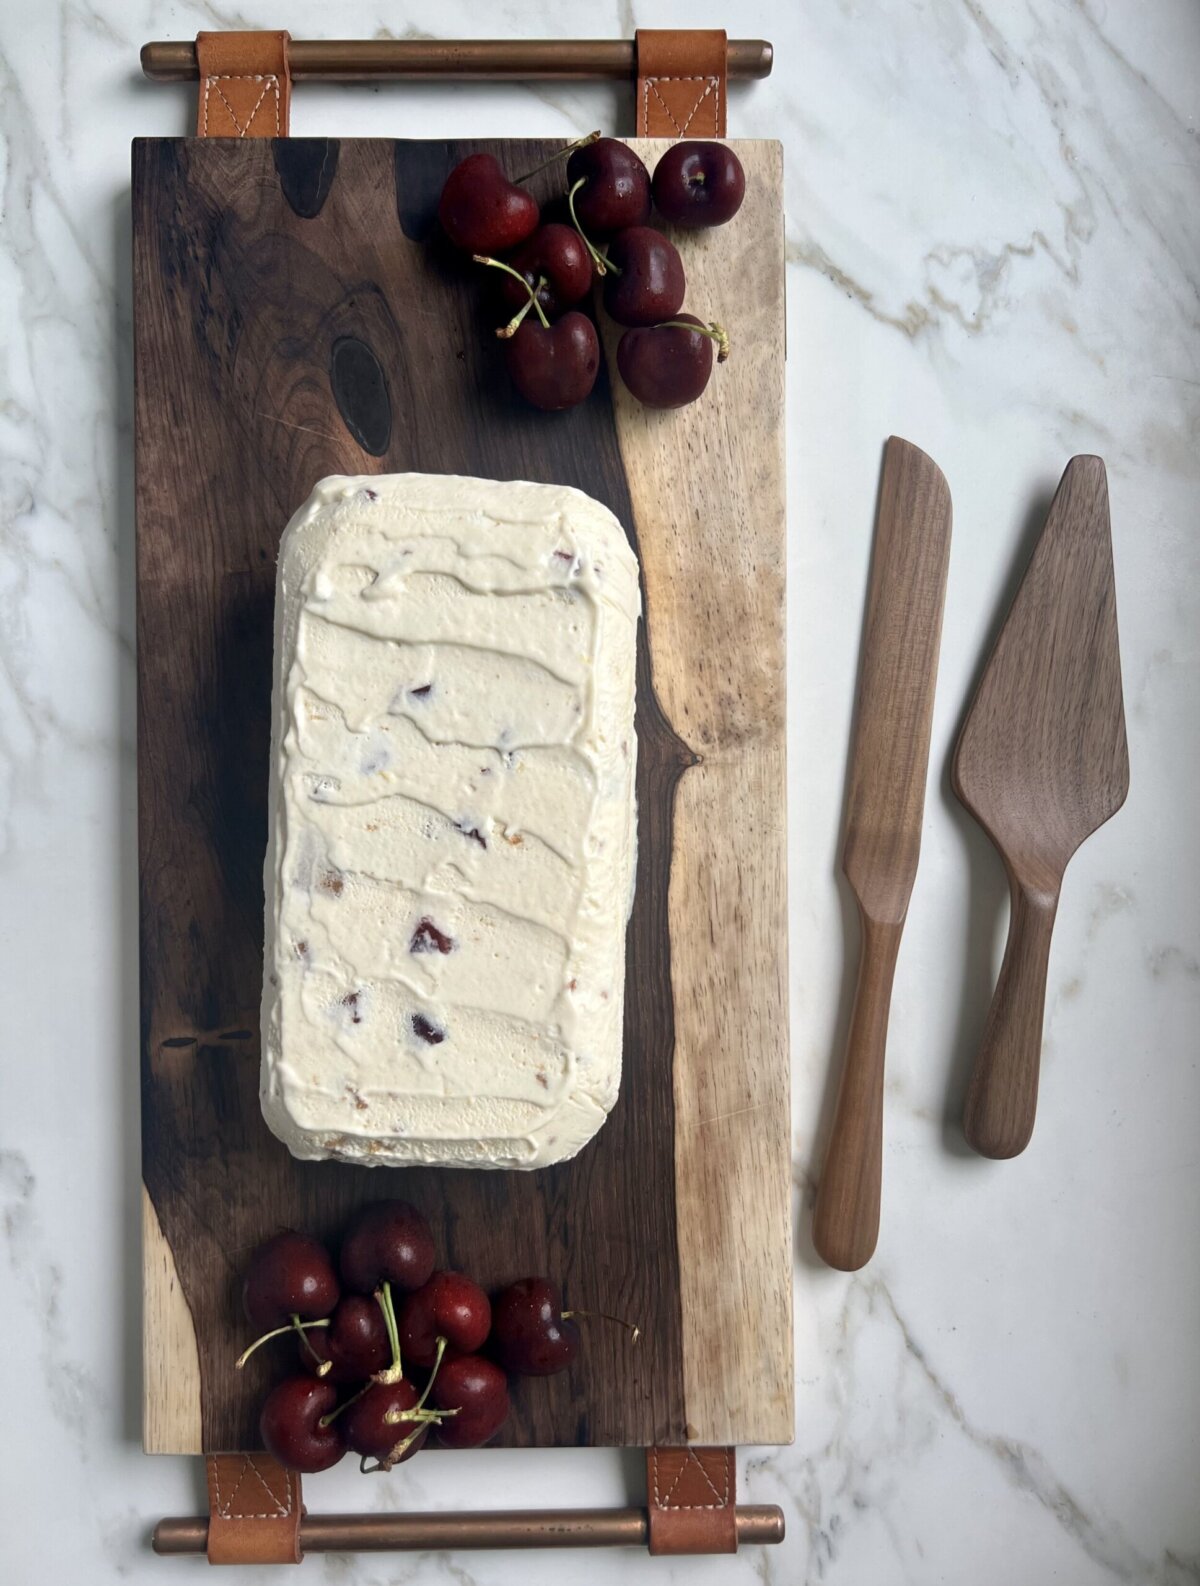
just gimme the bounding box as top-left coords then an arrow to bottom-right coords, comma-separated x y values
134,137 -> 790,1454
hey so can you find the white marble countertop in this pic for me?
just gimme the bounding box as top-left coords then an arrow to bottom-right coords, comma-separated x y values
3,1 -> 1198,1581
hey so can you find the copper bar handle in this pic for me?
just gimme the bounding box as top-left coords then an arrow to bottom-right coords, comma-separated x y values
141,37 -> 773,83
154,1505 -> 785,1554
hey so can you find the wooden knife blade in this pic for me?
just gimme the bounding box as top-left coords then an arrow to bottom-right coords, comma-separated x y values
813,437 -> 952,1271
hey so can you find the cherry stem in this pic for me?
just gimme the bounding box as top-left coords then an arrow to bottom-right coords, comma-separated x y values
566,179 -> 614,278
512,129 -> 600,185
497,275 -> 548,340
472,256 -> 551,330
359,1418 -> 430,1474
378,1332 -> 450,1433
498,295 -> 534,340
372,1282 -> 404,1385
317,1380 -> 372,1428
562,1308 -> 641,1345
381,1426 -> 424,1468
381,1404 -> 452,1427
408,1337 -> 448,1418
292,1313 -> 333,1374
378,1339 -> 456,1469
653,320 -> 732,363
235,1316 -> 330,1371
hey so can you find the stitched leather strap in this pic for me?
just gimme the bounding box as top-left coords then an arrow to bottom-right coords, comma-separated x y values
635,30 -> 728,139
195,31 -> 291,138
205,1454 -> 303,1565
646,1446 -> 737,1555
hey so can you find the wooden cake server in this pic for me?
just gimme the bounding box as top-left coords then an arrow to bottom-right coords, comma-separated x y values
954,456 -> 1129,1158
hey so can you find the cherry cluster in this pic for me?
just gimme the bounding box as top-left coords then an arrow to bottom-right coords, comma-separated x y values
436,136 -> 745,412
237,1202 -> 634,1474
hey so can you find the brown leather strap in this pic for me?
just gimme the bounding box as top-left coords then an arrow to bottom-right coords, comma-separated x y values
645,1446 -> 737,1555
195,31 -> 291,138
205,1454 -> 303,1565
635,30 -> 727,139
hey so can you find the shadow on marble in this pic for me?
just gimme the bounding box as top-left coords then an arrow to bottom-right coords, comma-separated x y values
936,484 -> 1057,1159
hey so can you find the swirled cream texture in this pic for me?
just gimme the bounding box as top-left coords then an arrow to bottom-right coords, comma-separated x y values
260,475 -> 640,1169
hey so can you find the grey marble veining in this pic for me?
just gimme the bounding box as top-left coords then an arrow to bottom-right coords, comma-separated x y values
1,1 -> 1198,1582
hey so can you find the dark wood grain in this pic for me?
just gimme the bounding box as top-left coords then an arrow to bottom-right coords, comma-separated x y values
813,438 -> 952,1271
954,455 -> 1129,1159
134,138 -> 695,1452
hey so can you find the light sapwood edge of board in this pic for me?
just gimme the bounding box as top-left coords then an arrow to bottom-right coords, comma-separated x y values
143,1183 -> 203,1454
611,140 -> 794,1445
670,752 -> 794,1442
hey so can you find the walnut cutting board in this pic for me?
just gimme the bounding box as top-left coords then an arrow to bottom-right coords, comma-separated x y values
134,137 -> 790,1454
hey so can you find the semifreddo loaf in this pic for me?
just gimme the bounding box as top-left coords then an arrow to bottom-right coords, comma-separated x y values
260,473 -> 640,1170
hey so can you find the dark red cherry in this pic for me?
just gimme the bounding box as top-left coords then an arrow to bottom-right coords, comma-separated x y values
243,1231 -> 339,1331
398,1271 -> 491,1368
602,227 -> 685,328
300,1294 -> 390,1383
259,1375 -> 345,1473
339,1201 -> 436,1295
506,313 -> 600,411
339,1377 -> 429,1465
566,138 -> 652,237
617,314 -> 724,408
437,153 -> 539,255
652,141 -> 746,228
491,1277 -> 579,1376
499,224 -> 592,319
430,1355 -> 510,1449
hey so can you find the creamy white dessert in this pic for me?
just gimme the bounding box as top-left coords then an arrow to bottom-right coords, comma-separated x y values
260,474 -> 640,1169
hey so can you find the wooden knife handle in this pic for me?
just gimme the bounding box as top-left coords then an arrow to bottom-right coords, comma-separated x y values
962,882 -> 1059,1158
813,913 -> 903,1271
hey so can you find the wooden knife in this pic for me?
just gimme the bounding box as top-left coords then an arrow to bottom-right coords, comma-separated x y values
953,456 -> 1128,1158
813,437 -> 952,1271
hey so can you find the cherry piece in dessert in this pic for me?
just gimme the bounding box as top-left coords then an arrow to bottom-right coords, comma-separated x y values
602,228 -> 686,328
299,1293 -> 390,1383
340,1201 -> 436,1295
506,313 -> 600,411
339,1377 -> 430,1466
430,1355 -> 510,1449
566,138 -> 652,237
491,1277 -> 580,1376
437,153 -> 539,255
652,142 -> 746,228
411,918 -> 453,955
498,224 -> 592,319
411,1012 -> 446,1045
617,315 -> 729,409
398,1271 -> 492,1368
259,1375 -> 345,1473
